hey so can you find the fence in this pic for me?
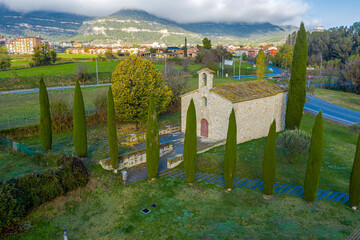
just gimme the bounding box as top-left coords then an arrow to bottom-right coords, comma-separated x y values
0,135 -> 39,156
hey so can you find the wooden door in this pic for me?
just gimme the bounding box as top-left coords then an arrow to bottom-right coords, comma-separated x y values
201,119 -> 208,137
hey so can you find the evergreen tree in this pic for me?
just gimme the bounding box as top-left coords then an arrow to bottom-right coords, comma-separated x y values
146,94 -> 160,179
256,49 -> 266,80
349,134 -> 360,208
202,38 -> 212,50
184,37 -> 188,58
304,111 -> 323,202
39,76 -> 52,151
183,99 -> 197,184
262,120 -> 277,195
285,22 -> 308,130
73,80 -> 87,157
107,86 -> 119,172
224,109 -> 237,190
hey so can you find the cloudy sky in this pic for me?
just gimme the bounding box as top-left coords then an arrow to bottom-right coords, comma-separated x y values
0,0 -> 358,28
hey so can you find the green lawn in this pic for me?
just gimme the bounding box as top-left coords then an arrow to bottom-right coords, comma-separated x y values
313,88 -> 360,112
0,86 -> 109,129
0,147 -> 56,182
197,113 -> 357,193
6,173 -> 360,239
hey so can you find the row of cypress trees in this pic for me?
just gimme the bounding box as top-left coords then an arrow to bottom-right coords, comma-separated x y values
39,79 -> 88,157
261,112 -> 324,201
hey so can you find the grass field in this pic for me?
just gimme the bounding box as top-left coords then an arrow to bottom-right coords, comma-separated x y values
6,167 -> 360,239
196,113 -> 358,193
313,88 -> 360,112
0,86 -> 109,129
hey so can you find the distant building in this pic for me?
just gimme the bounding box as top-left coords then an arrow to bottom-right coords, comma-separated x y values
6,37 -> 43,54
309,26 -> 325,33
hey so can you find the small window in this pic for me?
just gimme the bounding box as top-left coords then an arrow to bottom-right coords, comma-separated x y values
203,73 -> 207,86
203,97 -> 207,107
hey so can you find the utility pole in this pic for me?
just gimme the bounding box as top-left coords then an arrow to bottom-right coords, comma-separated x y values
221,56 -> 224,78
96,55 -> 99,85
164,53 -> 167,78
238,56 -> 242,80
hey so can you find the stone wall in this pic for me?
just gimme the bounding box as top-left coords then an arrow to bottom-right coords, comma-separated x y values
118,123 -> 181,144
167,140 -> 226,169
100,141 -> 173,171
233,92 -> 287,143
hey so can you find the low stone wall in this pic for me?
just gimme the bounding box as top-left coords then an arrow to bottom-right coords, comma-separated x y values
166,140 -> 226,169
100,141 -> 173,171
167,154 -> 183,169
118,123 -> 181,144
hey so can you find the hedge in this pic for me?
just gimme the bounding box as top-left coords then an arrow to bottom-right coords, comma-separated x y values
0,156 -> 89,232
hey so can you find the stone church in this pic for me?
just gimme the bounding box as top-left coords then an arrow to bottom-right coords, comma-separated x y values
181,68 -> 287,144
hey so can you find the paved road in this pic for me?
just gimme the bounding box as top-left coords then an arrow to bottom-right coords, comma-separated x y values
305,94 -> 360,126
0,83 -> 111,95
229,64 -> 360,125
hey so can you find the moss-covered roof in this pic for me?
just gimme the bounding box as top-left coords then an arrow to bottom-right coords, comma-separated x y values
211,80 -> 286,103
197,68 -> 216,74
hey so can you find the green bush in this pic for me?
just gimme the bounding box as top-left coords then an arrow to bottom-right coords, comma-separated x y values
93,93 -> 107,115
0,156 -> 88,232
349,123 -> 360,135
277,129 -> 311,164
0,183 -> 25,231
73,80 -> 88,157
39,76 -> 52,151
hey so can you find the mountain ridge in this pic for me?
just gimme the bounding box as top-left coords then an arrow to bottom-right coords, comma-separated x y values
0,6 -> 297,45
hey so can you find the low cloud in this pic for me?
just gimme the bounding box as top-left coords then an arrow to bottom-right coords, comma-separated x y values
1,0 -> 307,25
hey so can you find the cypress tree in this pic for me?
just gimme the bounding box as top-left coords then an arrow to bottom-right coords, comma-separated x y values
349,134 -> 360,208
146,94 -> 160,179
107,86 -> 119,172
224,109 -> 237,190
304,111 -> 323,202
285,22 -> 308,130
256,49 -> 266,81
73,80 -> 87,157
39,76 -> 52,151
262,120 -> 277,195
183,99 -> 197,184
184,37 -> 188,58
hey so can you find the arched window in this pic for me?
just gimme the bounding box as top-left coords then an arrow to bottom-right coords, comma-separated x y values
203,73 -> 207,86
203,97 -> 207,107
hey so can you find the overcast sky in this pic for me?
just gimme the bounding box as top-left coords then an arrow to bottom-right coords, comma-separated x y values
0,0 -> 358,28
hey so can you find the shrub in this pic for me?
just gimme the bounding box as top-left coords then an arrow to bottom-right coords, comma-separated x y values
75,63 -> 91,85
0,183 -> 25,231
93,93 -> 107,115
50,96 -> 72,120
277,129 -> 311,164
0,156 -> 88,232
349,123 -> 360,135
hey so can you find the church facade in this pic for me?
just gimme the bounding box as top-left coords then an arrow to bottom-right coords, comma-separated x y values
181,68 -> 287,144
